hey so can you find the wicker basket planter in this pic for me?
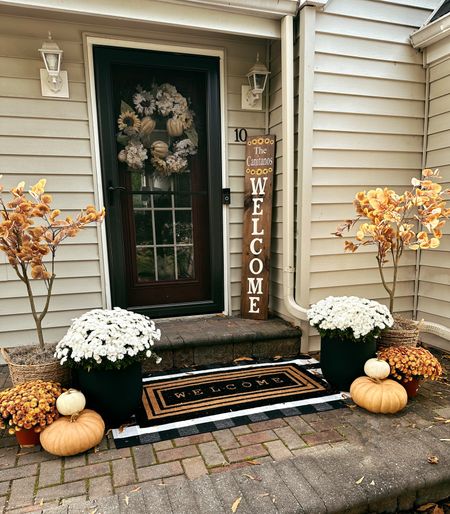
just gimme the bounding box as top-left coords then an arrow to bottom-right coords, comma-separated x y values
377,316 -> 420,351
1,347 -> 70,387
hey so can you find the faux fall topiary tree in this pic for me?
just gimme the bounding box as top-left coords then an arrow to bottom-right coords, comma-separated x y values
335,169 -> 450,312
0,178 -> 104,350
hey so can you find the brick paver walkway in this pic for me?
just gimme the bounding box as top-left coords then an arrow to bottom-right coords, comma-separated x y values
1,354 -> 449,513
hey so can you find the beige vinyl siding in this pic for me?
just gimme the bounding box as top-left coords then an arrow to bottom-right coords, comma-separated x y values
268,0 -> 439,350
0,10 -> 266,346
417,49 -> 450,351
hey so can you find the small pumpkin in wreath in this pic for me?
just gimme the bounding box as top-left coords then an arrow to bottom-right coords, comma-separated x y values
166,117 -> 184,137
40,409 -> 105,456
151,140 -> 169,159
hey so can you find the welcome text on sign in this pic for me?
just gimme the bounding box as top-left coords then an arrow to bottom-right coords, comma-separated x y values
241,135 -> 275,320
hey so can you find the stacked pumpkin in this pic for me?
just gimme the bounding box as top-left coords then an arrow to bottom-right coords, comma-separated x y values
350,357 -> 408,414
40,389 -> 105,456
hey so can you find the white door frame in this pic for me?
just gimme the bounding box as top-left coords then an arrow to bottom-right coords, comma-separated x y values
82,34 -> 231,316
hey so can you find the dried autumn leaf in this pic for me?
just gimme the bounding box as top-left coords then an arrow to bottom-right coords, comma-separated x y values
427,455 -> 439,465
432,506 -> 444,514
355,476 -> 364,484
231,496 -> 242,513
246,460 -> 261,466
124,495 -> 129,506
233,357 -> 254,363
417,503 -> 436,512
130,486 -> 141,493
242,473 -> 262,481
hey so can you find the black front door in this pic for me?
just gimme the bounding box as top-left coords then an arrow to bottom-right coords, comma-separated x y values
94,46 -> 224,317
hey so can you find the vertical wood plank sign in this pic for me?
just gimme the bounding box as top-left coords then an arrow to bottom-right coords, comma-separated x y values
241,134 -> 276,320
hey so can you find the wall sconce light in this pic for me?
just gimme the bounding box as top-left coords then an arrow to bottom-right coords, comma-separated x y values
38,32 -> 69,98
241,54 -> 270,111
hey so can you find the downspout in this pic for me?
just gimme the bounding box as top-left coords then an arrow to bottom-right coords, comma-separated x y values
413,50 -> 450,344
281,14 -> 309,324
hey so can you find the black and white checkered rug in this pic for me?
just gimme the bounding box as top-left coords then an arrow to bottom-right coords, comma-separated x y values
112,357 -> 348,448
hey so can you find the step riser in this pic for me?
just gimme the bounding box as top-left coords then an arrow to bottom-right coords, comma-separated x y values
143,336 -> 301,372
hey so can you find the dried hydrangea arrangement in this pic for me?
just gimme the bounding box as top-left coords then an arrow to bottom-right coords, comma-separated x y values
307,296 -> 393,344
378,346 -> 443,382
55,307 -> 162,371
0,380 -> 63,434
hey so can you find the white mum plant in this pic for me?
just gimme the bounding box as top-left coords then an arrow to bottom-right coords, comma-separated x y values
307,296 -> 393,343
55,308 -> 161,371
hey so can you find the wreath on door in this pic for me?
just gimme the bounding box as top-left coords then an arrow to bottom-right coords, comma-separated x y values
116,83 -> 198,175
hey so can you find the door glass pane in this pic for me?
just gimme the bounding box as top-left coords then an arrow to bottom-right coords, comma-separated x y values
175,210 -> 192,244
154,210 -> 174,245
134,210 -> 153,245
177,247 -> 194,279
136,247 -> 155,282
157,247 -> 175,281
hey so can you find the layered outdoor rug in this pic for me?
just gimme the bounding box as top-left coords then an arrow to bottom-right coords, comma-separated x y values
112,357 -> 348,448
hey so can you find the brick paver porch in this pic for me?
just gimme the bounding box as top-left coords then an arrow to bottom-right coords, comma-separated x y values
0,352 -> 449,513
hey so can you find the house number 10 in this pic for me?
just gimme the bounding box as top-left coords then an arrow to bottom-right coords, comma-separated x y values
234,128 -> 248,142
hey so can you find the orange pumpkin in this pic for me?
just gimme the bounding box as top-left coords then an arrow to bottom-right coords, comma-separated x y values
40,409 -> 105,456
350,377 -> 407,414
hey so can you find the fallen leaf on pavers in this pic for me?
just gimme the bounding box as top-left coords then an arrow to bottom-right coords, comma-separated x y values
369,480 -> 375,486
433,417 -> 446,422
273,355 -> 282,361
39,499 -> 44,506
432,506 -> 444,514
130,486 -> 141,493
233,357 -> 254,363
355,476 -> 364,484
427,455 -> 439,465
440,438 -> 450,441
258,493 -> 270,498
231,497 -> 242,512
93,446 -> 100,453
89,509 -> 98,514
124,495 -> 129,506
246,460 -> 261,465
242,473 -> 262,481
417,503 -> 436,512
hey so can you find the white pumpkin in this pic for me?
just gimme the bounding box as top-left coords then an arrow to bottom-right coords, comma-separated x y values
364,358 -> 391,380
56,389 -> 86,416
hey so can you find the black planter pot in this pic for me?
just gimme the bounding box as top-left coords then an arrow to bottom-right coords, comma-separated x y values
76,361 -> 143,426
320,335 -> 376,392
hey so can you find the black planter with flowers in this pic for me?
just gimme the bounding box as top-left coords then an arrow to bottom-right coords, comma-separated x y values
320,335 -> 376,391
307,296 -> 394,392
76,362 -> 142,425
55,307 -> 162,427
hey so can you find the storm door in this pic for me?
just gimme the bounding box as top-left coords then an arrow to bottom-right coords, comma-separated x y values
94,46 -> 223,317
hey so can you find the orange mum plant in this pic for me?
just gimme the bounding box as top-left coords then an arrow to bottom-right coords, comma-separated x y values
335,169 -> 450,312
0,178 -> 104,349
0,380 -> 63,434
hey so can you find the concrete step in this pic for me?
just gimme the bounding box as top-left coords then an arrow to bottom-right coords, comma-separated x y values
42,427 -> 450,514
143,316 -> 302,372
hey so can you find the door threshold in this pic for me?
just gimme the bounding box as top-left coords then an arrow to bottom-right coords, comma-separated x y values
155,312 -> 226,324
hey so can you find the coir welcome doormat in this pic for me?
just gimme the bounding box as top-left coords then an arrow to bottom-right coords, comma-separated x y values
112,358 -> 347,448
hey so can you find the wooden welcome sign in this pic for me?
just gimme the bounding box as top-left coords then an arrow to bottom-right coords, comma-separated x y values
241,134 -> 275,320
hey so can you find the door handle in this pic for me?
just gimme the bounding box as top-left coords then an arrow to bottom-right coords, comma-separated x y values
107,184 -> 126,206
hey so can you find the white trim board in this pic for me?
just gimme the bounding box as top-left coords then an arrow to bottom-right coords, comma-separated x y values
83,35 -> 230,315
0,0 -> 281,38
